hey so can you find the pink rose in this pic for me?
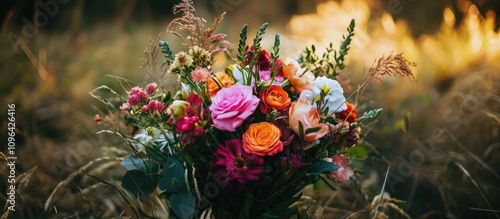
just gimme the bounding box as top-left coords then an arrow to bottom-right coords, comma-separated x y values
209,84 -> 260,132
326,155 -> 354,183
289,98 -> 329,142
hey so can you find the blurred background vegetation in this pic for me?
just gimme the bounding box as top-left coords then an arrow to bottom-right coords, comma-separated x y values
1,0 -> 499,218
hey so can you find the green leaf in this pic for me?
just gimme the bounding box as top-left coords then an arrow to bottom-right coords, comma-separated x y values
242,190 -> 254,219
121,155 -> 159,174
345,145 -> 370,160
159,41 -> 175,62
145,146 -> 167,163
358,108 -> 383,122
159,158 -> 187,193
169,191 -> 195,219
120,154 -> 144,171
404,111 -> 411,133
122,169 -> 159,198
305,126 -> 321,135
309,160 -> 339,175
257,175 -> 273,185
298,121 -> 305,140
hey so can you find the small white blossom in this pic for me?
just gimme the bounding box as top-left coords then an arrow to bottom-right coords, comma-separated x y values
299,76 -> 347,116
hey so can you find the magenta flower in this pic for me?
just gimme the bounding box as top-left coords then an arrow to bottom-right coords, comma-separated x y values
129,86 -> 142,95
128,94 -> 140,105
176,116 -> 199,133
147,100 -> 164,112
209,84 -> 259,132
145,83 -> 157,94
326,155 -> 354,183
210,139 -> 264,188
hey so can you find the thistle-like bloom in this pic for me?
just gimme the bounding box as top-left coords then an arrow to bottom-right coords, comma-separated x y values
210,139 -> 264,188
171,51 -> 193,69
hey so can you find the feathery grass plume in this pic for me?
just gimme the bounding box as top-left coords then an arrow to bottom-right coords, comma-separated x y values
348,52 -> 416,105
365,53 -> 417,83
168,0 -> 226,50
140,34 -> 167,82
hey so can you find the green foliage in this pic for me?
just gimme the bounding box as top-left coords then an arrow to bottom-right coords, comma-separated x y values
121,162 -> 159,198
159,40 -> 175,64
308,160 -> 340,175
345,144 -> 370,160
89,85 -> 126,112
333,19 -> 355,75
252,23 -> 269,49
298,19 -> 355,78
159,158 -> 187,193
169,191 -> 195,219
237,24 -> 249,65
269,33 -> 281,82
358,108 -> 383,122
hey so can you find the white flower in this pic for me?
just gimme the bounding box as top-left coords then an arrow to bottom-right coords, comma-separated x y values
130,127 -> 169,152
228,64 -> 248,84
299,76 -> 347,116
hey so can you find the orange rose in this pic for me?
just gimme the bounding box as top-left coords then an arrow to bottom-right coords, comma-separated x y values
337,101 -> 358,123
289,98 -> 329,142
243,122 -> 283,156
259,85 -> 291,114
206,71 -> 235,97
282,57 -> 315,93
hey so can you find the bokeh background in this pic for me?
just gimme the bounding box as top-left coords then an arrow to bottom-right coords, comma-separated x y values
1,0 -> 499,218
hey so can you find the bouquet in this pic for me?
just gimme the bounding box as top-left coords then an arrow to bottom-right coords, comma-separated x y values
92,1 -> 415,218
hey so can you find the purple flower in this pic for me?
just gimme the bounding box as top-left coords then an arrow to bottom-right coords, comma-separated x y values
210,139 -> 264,189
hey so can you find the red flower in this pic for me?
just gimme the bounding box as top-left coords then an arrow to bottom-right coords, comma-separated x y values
245,47 -> 283,74
176,116 -> 199,133
210,139 -> 264,189
337,102 -> 358,123
186,93 -> 202,114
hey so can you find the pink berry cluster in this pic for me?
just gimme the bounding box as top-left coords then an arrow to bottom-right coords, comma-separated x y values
121,83 -> 164,113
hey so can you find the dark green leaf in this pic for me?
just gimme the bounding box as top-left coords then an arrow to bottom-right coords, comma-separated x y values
122,169 -> 159,198
159,158 -> 187,193
169,191 -> 195,219
145,146 -> 167,163
298,121 -> 305,140
305,127 -> 321,135
309,160 -> 339,175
